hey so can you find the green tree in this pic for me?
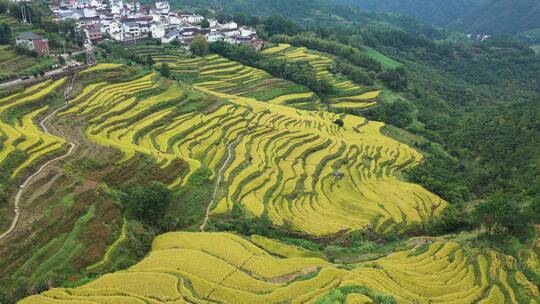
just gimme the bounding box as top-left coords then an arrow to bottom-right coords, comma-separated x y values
190,35 -> 209,56
201,19 -> 210,28
146,54 -> 154,67
159,63 -> 170,78
473,195 -> 532,237
123,182 -> 173,226
0,0 -> 8,14
0,24 -> 11,44
348,34 -> 364,48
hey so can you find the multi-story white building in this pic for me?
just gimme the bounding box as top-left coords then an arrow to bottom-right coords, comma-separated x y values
186,14 -> 203,24
155,1 -> 169,13
169,13 -> 181,25
162,29 -> 179,43
150,22 -> 165,38
206,31 -> 223,42
122,21 -> 140,37
110,31 -> 124,40
220,28 -> 240,37
239,26 -> 254,37
51,0 -> 259,46
222,21 -> 237,29
125,1 -> 140,12
208,19 -> 218,28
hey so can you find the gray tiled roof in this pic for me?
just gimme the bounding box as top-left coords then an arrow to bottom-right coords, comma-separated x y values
16,32 -> 43,40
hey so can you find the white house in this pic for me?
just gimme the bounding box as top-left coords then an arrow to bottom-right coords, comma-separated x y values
155,0 -> 169,13
162,29 -> 179,43
110,4 -> 122,15
125,1 -> 140,11
106,20 -> 122,35
150,22 -> 165,38
186,14 -> 203,24
168,13 -> 181,25
122,21 -> 140,37
219,28 -> 240,37
223,36 -> 235,44
83,7 -> 97,17
206,31 -> 223,42
239,26 -> 254,37
55,9 -> 83,20
110,31 -> 124,40
139,23 -> 150,34
222,21 -> 237,29
207,18 -> 218,28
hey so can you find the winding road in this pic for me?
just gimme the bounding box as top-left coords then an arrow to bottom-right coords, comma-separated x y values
200,134 -> 244,232
0,78 -> 77,241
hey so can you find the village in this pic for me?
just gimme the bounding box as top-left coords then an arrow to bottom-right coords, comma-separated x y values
48,0 -> 263,49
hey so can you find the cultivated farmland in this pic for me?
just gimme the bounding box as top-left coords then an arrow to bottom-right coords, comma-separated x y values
136,45 -> 317,107
262,44 -> 382,109
62,64 -> 445,236
19,231 -> 540,304
0,78 -> 67,180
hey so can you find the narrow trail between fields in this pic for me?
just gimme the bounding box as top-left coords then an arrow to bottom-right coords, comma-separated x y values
0,76 -> 77,241
200,134 -> 244,232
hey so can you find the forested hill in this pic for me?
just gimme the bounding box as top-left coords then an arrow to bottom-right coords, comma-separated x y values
332,0 -> 540,41
157,0 -> 449,39
331,0 -> 486,27
451,0 -> 540,36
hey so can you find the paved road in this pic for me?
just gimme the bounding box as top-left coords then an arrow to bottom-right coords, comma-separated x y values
0,78 -> 77,241
0,67 -> 78,90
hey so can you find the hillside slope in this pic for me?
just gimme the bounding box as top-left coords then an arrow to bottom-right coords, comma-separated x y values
57,55 -> 446,236
331,0 -> 540,38
451,0 -> 540,36
331,0 -> 486,27
20,231 -> 540,303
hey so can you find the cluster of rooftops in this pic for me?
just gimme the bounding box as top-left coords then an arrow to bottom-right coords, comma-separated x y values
50,0 -> 262,48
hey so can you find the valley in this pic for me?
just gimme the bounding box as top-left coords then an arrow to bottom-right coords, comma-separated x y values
0,0 -> 538,302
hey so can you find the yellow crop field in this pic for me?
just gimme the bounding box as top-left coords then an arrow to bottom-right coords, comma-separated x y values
138,47 -> 318,108
263,44 -> 380,107
0,79 -> 66,178
64,62 -> 447,235
80,63 -> 124,74
19,232 -> 539,304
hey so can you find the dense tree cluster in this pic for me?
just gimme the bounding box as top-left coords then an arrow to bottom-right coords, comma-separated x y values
190,35 -> 209,56
0,23 -> 10,44
122,182 -> 173,227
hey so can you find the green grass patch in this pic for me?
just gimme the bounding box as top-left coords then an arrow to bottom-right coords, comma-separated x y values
362,47 -> 402,69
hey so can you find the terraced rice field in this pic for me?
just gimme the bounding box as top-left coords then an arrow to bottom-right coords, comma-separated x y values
0,78 -> 67,178
20,232 -> 540,304
262,44 -> 381,109
80,63 -> 125,74
134,45 -> 317,107
0,45 -> 40,78
66,68 -> 445,236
